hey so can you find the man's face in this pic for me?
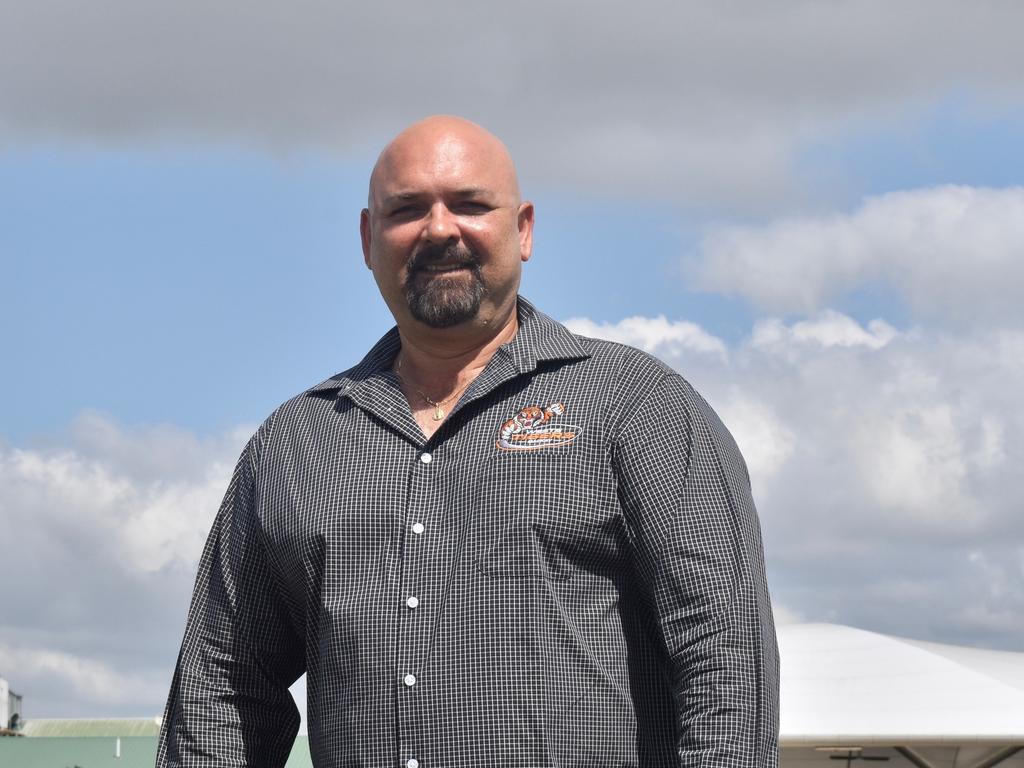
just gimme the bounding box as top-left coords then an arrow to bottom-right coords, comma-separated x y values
361,121 -> 534,331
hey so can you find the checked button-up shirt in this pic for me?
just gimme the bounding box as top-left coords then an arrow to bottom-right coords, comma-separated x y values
157,297 -> 779,768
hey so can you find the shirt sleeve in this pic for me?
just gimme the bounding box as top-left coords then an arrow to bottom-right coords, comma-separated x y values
156,431 -> 305,768
612,371 -> 780,767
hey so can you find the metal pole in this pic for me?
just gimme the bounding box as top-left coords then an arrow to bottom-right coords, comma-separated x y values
896,746 -> 941,768
965,746 -> 1023,768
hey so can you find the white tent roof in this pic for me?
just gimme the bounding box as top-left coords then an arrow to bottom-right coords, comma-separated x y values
779,623 -> 1024,746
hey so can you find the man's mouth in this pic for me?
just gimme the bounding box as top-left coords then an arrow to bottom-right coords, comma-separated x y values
416,263 -> 473,274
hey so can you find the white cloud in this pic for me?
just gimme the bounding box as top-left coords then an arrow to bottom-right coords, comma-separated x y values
2,2 -> 1023,207
0,413 -> 251,717
564,314 -> 727,357
752,310 -> 898,350
770,602 -> 805,626
713,392 -> 796,493
0,644 -> 164,709
570,311 -> 1024,649
1,412 -> 247,574
4,305 -> 1024,723
696,185 -> 1024,322
854,405 -> 979,525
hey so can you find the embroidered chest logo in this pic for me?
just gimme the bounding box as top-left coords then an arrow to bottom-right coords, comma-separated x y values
496,402 -> 582,451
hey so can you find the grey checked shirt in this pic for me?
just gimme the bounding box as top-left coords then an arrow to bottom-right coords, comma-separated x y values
157,297 -> 779,768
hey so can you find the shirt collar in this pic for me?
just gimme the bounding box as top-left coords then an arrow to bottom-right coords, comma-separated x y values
499,295 -> 591,373
306,296 -> 591,397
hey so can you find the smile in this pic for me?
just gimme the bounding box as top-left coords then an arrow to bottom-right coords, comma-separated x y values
418,264 -> 473,274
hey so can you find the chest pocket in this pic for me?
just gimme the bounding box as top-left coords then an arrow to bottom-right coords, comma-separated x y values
472,447 -> 613,581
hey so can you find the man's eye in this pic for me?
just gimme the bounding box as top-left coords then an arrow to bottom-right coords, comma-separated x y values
389,205 -> 422,218
456,202 -> 491,214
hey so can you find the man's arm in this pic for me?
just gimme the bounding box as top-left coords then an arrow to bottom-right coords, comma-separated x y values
613,370 -> 779,767
157,433 -> 305,768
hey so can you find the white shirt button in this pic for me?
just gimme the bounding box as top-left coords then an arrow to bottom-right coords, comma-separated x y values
419,452 -> 433,464
411,522 -> 425,535
407,760 -> 419,768
403,673 -> 416,687
406,596 -> 419,609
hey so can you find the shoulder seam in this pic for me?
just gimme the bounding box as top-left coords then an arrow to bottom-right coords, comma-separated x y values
611,368 -> 681,443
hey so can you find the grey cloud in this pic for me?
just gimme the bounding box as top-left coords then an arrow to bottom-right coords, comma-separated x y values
2,1 -> 1024,208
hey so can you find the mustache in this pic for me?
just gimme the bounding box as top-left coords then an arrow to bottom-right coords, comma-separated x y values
407,243 -> 480,273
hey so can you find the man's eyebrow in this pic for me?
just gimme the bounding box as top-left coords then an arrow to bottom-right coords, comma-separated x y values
450,187 -> 490,198
381,192 -> 423,206
382,188 -> 492,207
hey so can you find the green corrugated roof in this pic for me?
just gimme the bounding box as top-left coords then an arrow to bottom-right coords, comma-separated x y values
20,718 -> 162,737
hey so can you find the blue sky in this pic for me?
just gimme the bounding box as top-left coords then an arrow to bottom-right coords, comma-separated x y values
2,146 -> 734,439
2,0 -> 1023,722
8,96 -> 1016,439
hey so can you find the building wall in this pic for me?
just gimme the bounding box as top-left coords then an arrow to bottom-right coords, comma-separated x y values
0,736 -> 156,768
0,736 -> 313,767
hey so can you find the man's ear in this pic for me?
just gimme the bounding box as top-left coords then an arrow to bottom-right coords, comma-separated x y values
517,201 -> 535,262
360,209 -> 375,269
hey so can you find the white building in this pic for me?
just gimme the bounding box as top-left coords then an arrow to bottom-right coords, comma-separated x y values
779,624 -> 1024,767
0,673 -> 24,732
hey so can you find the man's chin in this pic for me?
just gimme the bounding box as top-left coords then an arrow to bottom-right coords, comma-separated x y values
411,306 -> 480,328
406,281 -> 485,328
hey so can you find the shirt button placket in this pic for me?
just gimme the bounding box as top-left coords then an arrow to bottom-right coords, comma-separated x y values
398,449 -> 435,768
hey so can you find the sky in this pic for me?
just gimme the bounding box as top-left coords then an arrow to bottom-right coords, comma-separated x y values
2,0 -> 1023,725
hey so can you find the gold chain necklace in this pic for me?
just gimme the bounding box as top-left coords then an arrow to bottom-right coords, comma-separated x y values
395,354 -> 474,421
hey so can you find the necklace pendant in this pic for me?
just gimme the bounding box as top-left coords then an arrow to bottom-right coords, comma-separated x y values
433,406 -> 445,421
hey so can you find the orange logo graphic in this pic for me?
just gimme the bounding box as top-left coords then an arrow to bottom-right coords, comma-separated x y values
496,403 -> 581,451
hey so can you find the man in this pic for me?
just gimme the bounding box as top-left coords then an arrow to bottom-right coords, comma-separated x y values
157,116 -> 779,767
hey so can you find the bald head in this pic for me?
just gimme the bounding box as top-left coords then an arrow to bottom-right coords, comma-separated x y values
359,115 -> 534,335
367,115 -> 521,211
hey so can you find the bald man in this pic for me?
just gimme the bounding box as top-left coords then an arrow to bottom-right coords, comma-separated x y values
157,116 -> 779,768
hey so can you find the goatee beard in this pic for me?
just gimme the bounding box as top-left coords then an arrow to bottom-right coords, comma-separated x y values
404,244 -> 486,328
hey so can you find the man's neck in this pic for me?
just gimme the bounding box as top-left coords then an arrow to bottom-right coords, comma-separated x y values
393,301 -> 519,394
393,302 -> 519,440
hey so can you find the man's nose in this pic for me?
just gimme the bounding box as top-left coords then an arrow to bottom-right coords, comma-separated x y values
422,203 -> 459,243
